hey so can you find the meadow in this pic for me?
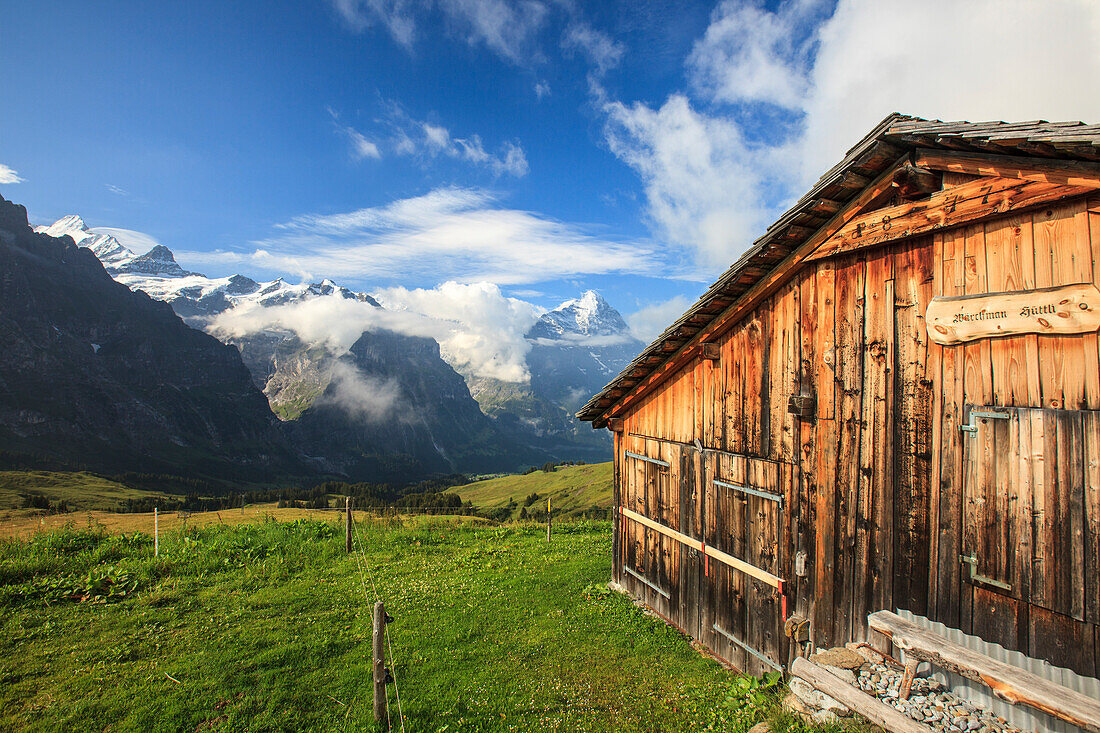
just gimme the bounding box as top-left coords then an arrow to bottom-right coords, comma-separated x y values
0,514 -> 825,732
452,462 -> 612,519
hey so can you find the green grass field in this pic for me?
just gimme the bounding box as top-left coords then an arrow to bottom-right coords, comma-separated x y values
455,463 -> 612,519
0,516 -> 823,732
0,471 -> 173,511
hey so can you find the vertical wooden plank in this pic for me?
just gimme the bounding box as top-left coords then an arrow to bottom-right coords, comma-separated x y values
960,222 -> 991,635
1085,411 -> 1100,625
1033,203 -> 1084,409
725,328 -> 744,455
1074,202 -> 1100,409
1086,197 -> 1100,412
855,249 -> 893,641
984,214 -> 1032,406
1055,412 -> 1085,620
612,431 -> 622,584
813,260 -> 837,648
834,253 -> 866,644
704,352 -> 712,449
934,229 -> 966,628
721,453 -> 749,671
893,238 -> 933,616
773,283 -> 799,464
1012,410 -> 1033,606
796,268 -> 818,625
1029,411 -> 1052,611
928,233 -> 946,618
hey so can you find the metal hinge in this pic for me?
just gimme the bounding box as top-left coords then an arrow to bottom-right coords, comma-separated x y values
959,554 -> 1012,591
959,408 -> 1010,435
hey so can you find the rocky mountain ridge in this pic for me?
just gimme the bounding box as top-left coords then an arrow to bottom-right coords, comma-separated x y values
1,197 -> 303,480
34,212 -> 642,469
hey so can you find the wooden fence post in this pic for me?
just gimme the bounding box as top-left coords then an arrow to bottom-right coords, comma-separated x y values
345,497 -> 353,553
373,600 -> 389,729
154,507 -> 159,557
546,497 -> 551,542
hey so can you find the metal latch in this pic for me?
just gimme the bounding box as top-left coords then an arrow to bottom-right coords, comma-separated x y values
959,554 -> 1012,591
959,408 -> 1009,435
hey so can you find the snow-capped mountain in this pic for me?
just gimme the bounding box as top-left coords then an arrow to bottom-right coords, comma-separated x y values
460,289 -> 643,460
526,290 -> 631,341
37,213 -> 641,465
35,215 -> 379,318
36,215 -> 197,277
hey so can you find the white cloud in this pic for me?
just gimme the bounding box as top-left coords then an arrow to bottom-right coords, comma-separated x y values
374,281 -> 541,381
437,0 -> 548,63
345,127 -> 382,160
330,0 -> 417,47
335,104 -> 528,176
316,362 -> 401,422
331,0 -> 547,63
563,22 -> 624,79
409,118 -> 528,176
594,0 -> 1100,277
534,81 -> 550,100
105,184 -> 129,197
797,0 -> 1100,186
603,94 -> 777,271
0,164 -> 24,184
91,227 -> 162,254
207,282 -> 542,382
627,295 -> 693,343
687,0 -> 825,109
328,107 -> 383,161
181,187 -> 662,285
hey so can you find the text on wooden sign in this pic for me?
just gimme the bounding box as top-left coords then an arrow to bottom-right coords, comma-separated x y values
925,282 -> 1100,345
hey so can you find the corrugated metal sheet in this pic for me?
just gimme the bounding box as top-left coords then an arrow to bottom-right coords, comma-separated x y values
897,609 -> 1100,733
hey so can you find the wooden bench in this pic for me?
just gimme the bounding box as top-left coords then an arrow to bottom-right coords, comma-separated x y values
868,610 -> 1100,733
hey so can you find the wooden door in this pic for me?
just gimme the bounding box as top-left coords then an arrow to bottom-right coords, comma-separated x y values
708,452 -> 790,675
961,406 -> 1100,624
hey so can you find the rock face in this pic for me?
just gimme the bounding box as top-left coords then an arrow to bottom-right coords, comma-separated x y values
0,196 -> 299,479
293,331 -> 548,482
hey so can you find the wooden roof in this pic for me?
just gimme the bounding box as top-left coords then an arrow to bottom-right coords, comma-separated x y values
577,113 -> 1100,427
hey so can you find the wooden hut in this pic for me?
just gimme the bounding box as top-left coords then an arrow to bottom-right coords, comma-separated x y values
578,114 -> 1100,680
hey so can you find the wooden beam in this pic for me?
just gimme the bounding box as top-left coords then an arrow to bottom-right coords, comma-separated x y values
604,154 -> 911,420
620,506 -> 782,588
701,342 -> 720,361
914,149 -> 1100,189
808,177 -> 1094,263
868,611 -> 1100,733
790,658 -> 934,733
892,162 -> 941,199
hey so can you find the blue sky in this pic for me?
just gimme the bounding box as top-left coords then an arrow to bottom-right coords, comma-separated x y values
2,0 -> 1098,340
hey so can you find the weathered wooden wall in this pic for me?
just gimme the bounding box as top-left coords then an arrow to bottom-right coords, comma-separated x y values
611,190 -> 1100,679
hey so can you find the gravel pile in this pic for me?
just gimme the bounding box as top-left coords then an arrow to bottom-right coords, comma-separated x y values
856,662 -> 1021,733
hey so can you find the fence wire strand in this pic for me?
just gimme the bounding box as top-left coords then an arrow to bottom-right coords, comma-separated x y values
349,509 -> 405,733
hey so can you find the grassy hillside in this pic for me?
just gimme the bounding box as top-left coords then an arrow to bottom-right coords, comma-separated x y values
0,516 -> 821,732
0,471 -> 172,512
456,462 -> 613,519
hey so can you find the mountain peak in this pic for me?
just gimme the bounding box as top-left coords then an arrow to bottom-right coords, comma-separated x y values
526,290 -> 631,340
142,244 -> 177,262
53,215 -> 89,233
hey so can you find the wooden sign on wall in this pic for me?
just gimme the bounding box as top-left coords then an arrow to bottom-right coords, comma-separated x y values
926,282 -> 1100,345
